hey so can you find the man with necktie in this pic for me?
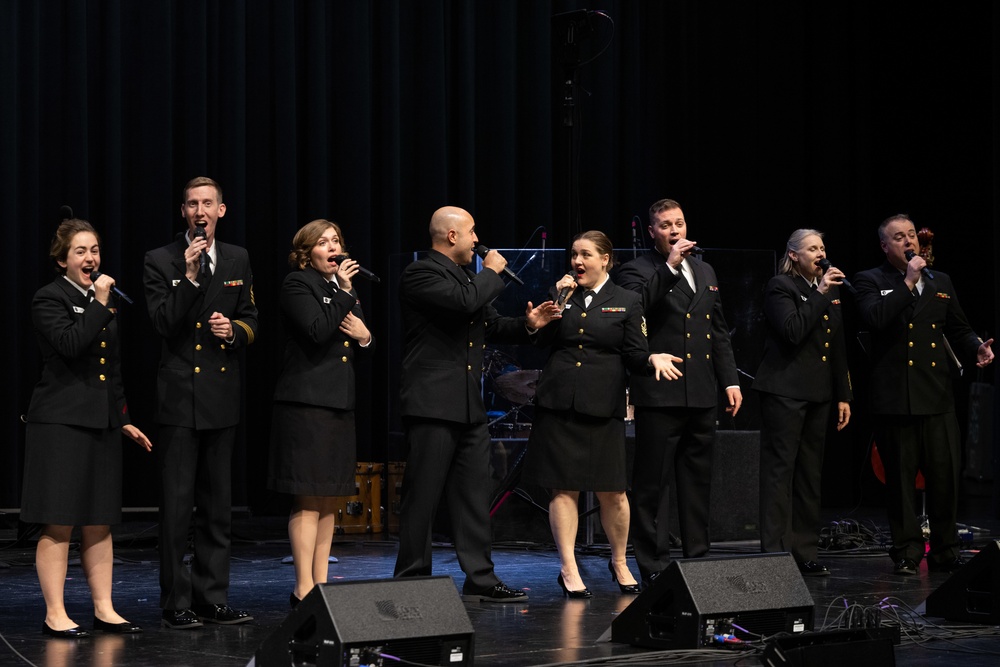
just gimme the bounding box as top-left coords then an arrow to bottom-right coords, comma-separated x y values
617,198 -> 742,586
853,214 -> 993,575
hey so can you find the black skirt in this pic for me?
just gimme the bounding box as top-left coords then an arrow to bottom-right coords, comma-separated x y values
268,402 -> 357,496
20,423 -> 123,525
522,407 -> 627,492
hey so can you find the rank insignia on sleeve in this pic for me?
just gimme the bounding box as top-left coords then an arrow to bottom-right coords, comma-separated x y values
641,317 -> 648,337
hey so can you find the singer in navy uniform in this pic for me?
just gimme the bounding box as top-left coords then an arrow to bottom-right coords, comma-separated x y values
267,219 -> 372,608
394,206 -> 560,602
752,229 -> 852,577
853,214 -> 993,576
616,198 -> 742,586
22,219 -> 152,638
523,230 -> 682,597
143,177 -> 258,628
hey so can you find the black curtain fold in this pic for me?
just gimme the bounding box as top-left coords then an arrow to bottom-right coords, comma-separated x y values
3,0 -> 997,513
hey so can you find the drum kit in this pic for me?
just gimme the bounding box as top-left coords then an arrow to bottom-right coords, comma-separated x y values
483,348 -> 537,438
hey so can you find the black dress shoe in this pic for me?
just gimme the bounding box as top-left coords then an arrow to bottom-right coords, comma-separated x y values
893,558 -> 918,576
608,560 -> 641,593
161,609 -> 203,630
796,560 -> 831,577
556,574 -> 593,599
42,623 -> 91,639
93,617 -> 143,634
928,557 -> 966,573
192,604 -> 253,625
461,581 -> 529,603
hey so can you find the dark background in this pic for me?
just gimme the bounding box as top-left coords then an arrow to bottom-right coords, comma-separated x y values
3,1 -> 997,516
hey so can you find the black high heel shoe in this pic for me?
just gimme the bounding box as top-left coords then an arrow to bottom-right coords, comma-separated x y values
556,574 -> 593,599
608,560 -> 641,594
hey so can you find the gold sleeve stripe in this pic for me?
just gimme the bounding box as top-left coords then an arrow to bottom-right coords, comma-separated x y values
233,319 -> 255,344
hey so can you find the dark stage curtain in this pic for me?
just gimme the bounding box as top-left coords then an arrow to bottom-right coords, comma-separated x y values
3,1 -> 998,513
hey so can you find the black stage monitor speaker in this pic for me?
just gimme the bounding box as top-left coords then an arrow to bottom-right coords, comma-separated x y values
254,576 -> 474,667
923,539 -> 1000,624
610,553 -> 814,649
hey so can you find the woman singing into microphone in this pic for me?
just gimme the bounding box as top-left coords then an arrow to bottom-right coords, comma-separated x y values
267,219 -> 372,607
753,229 -> 852,576
22,218 -> 152,638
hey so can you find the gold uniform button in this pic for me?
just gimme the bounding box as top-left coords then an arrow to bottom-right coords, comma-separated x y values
578,328 -> 584,334
686,333 -> 691,339
99,374 -> 106,382
344,341 -> 350,348
578,344 -> 583,349
100,341 -> 107,348
195,344 -> 202,351
686,313 -> 691,319
931,343 -> 937,348
821,356 -> 827,362
581,312 -> 587,318
931,324 -> 937,329
706,354 -> 710,359
908,360 -> 913,366
908,342 -> 914,348
824,342 -> 829,348
469,342 -> 473,347
706,334 -> 711,340
826,329 -> 831,334
823,314 -> 829,321
99,358 -> 106,364
220,367 -> 226,372
467,365 -> 472,371
196,322 -> 203,329
575,362 -> 582,367
686,353 -> 692,359
195,367 -> 201,373
220,343 -> 226,350
908,323 -> 914,329
931,362 -> 937,367
342,356 -> 348,363
706,314 -> 711,320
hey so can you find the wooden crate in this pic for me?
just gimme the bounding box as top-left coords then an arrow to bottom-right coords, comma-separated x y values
335,462 -> 383,534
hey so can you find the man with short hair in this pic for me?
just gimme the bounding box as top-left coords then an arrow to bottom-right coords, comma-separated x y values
144,177 -> 258,628
617,198 -> 742,586
853,214 -> 993,575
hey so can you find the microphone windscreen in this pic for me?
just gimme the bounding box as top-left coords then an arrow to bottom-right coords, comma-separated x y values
818,258 -> 831,272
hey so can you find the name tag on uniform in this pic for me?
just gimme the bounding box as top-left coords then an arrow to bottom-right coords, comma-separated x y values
880,289 -> 893,296
73,306 -> 85,313
323,297 -> 332,304
800,294 -> 808,302
172,279 -> 181,287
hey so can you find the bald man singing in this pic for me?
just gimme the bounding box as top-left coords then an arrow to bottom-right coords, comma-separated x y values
394,206 -> 559,601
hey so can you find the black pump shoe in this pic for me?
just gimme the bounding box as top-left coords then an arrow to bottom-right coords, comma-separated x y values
608,560 -> 641,594
93,617 -> 143,633
557,574 -> 592,599
42,623 -> 91,639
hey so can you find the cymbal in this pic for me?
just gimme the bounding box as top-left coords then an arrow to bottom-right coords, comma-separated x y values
494,369 -> 541,404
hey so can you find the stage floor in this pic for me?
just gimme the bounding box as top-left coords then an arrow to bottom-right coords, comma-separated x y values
0,508 -> 998,667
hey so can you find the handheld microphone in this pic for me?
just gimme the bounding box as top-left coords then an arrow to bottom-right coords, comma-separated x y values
193,222 -> 209,275
474,244 -> 524,285
904,250 -> 934,280
332,255 -> 381,283
689,245 -> 705,255
89,271 -> 134,304
817,258 -> 856,294
556,273 -> 575,307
